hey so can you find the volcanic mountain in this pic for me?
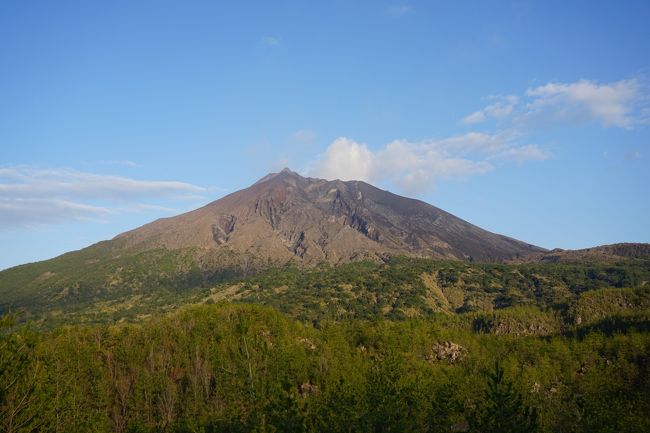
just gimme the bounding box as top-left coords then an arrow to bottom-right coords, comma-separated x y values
114,168 -> 543,263
5,169 -> 650,324
0,169 -> 550,316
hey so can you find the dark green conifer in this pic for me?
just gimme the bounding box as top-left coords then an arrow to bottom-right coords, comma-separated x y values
468,361 -> 538,433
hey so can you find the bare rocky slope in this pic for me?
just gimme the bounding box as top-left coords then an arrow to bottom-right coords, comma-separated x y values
115,168 -> 544,264
512,243 -> 650,264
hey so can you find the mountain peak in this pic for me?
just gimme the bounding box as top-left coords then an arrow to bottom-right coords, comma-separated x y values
254,167 -> 304,185
115,170 -> 545,264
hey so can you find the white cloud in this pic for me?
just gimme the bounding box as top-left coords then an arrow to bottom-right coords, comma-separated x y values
0,198 -> 110,228
525,79 -> 643,128
313,76 -> 645,194
312,137 -> 375,182
435,131 -> 517,155
376,139 -> 493,192
0,167 -> 205,200
462,95 -> 518,124
498,144 -> 550,164
461,78 -> 648,129
462,111 -> 486,124
310,132 -> 545,193
0,167 -> 206,229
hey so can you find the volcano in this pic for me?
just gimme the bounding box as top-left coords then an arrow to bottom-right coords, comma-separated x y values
114,168 -> 544,264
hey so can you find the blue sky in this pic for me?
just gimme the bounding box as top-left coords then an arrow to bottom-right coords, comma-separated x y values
1,0 -> 649,270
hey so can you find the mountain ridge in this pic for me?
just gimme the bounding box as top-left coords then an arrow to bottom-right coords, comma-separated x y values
512,242 -> 650,264
113,168 -> 544,264
0,169 -> 647,322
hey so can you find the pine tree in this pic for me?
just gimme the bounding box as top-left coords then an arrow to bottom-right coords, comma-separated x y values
468,361 -> 538,433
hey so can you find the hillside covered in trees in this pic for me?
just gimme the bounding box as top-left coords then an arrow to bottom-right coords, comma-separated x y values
4,254 -> 647,329
2,302 -> 649,432
1,253 -> 649,432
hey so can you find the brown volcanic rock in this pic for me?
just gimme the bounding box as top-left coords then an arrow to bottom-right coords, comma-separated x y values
114,169 -> 543,264
514,243 -> 650,264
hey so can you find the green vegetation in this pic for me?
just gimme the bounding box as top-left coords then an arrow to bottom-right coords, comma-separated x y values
0,244 -> 240,326
3,252 -> 648,328
234,257 -> 650,322
1,254 -> 649,431
467,361 -> 538,433
1,303 -> 649,432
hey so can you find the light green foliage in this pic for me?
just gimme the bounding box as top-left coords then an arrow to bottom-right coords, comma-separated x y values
568,287 -> 650,327
2,253 -> 649,327
0,302 -> 649,432
0,253 -> 649,431
0,316 -> 46,432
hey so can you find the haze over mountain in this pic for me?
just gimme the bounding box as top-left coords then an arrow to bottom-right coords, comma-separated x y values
114,168 -> 544,264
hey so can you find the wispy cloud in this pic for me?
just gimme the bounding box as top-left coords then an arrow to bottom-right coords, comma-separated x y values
498,144 -> 550,164
92,159 -> 140,168
624,149 -> 643,161
261,35 -> 282,47
0,167 -> 205,200
309,133 -> 547,193
310,76 -> 647,194
524,79 -> 645,128
462,95 -> 519,124
290,129 -> 317,146
385,3 -> 413,16
0,167 -> 207,229
462,78 -> 649,128
0,198 -> 110,228
128,203 -> 179,213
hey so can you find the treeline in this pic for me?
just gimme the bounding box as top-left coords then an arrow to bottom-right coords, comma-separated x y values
3,251 -> 650,328
225,258 -> 650,324
2,303 -> 649,432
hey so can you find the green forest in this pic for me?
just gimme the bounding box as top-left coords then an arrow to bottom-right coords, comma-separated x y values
1,257 -> 649,432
